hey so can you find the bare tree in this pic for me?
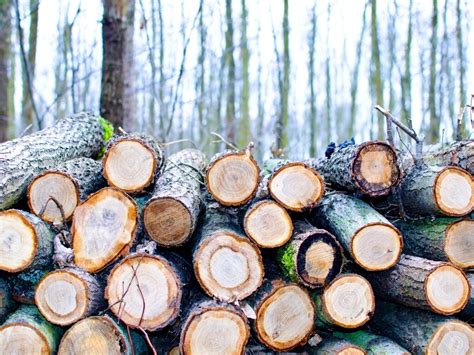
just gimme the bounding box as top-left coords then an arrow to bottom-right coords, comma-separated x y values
456,0 -> 466,138
400,0 -> 413,128
308,3 -> 317,156
370,0 -> 384,139
0,0 -> 12,142
238,0 -> 250,147
428,0 -> 439,143
224,0 -> 235,142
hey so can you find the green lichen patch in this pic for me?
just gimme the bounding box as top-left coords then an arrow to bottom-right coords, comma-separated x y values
276,243 -> 297,282
98,117 -> 114,158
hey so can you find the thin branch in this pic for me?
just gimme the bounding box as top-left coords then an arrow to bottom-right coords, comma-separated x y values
455,106 -> 465,141
210,131 -> 238,150
470,94 -> 474,130
138,327 -> 157,355
163,139 -> 198,149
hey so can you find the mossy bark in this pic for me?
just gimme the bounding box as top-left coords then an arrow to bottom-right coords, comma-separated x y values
0,278 -> 15,322
334,330 -> 410,355
315,337 -> 364,354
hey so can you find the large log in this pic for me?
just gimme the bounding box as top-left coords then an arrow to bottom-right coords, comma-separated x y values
396,217 -> 474,269
400,165 -> 474,217
315,337 -> 365,355
28,158 -> 106,224
371,300 -> 474,355
333,330 -> 410,355
459,272 -> 473,319
307,141 -> 400,196
35,268 -> 104,326
71,187 -> 138,273
0,112 -> 108,210
312,193 -> 402,271
103,133 -> 164,193
144,149 -> 207,247
0,278 -> 14,323
276,221 -> 343,289
314,273 -> 375,329
0,305 -> 62,354
206,149 -> 260,206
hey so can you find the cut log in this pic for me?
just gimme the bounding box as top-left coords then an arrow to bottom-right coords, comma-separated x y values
0,210 -> 54,272
334,330 -> 410,355
28,158 -> 106,224
105,252 -> 187,331
103,134 -> 164,193
400,165 -> 474,217
0,305 -> 62,354
314,273 -> 375,329
307,141 -> 400,196
35,268 -> 104,326
58,315 -> 137,355
396,217 -> 474,269
243,199 -> 293,248
10,268 -> 49,304
0,112 -> 107,210
206,149 -> 260,206
315,337 -> 365,355
180,300 -> 249,355
276,221 -> 343,288
144,149 -> 207,247
459,272 -> 473,319
193,207 -> 263,302
0,278 -> 14,323
312,193 -> 402,271
72,187 -> 138,273
371,300 -> 474,355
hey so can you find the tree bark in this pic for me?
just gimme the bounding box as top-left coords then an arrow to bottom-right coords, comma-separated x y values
0,0 -> 12,143
428,0 -> 439,143
459,272 -> 473,319
370,0 -> 384,139
333,330 -> 410,355
315,337 -> 365,355
424,140 -> 473,174
0,278 -> 14,323
224,0 -> 235,142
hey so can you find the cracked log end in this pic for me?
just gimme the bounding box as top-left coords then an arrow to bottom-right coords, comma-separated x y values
180,306 -> 249,355
103,139 -> 158,193
351,223 -> 402,271
72,187 -> 137,273
352,141 -> 400,196
425,265 -> 470,315
323,274 -> 375,328
105,254 -> 182,331
206,151 -> 260,206
445,219 -> 474,268
427,320 -> 474,355
144,198 -> 192,247
269,163 -> 325,211
434,167 -> 474,216
244,200 -> 293,248
0,210 -> 37,272
194,231 -> 263,302
255,284 -> 315,351
0,323 -> 50,355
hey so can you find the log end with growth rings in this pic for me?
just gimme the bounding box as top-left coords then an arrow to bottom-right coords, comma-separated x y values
445,219 -> 474,269
351,223 -> 403,271
194,231 -> 263,302
427,320 -> 474,355
351,141 -> 400,196
433,167 -> 474,217
269,162 -> 325,211
255,284 -> 315,351
0,323 -> 50,355
206,150 -> 260,206
243,200 -> 293,248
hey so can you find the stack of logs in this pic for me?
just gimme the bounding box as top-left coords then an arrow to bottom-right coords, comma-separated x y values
0,112 -> 473,355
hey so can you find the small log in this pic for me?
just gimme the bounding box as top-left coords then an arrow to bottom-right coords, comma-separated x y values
103,134 -> 164,193
0,112 -> 107,210
143,149 -> 207,247
334,330 -> 410,355
0,305 -> 62,354
312,193 -> 403,271
276,221 -> 343,288
0,278 -> 14,322
243,199 -> 293,248
72,187 -> 138,273
307,141 -> 400,196
105,252 -> 188,331
315,337 -> 365,355
400,165 -> 474,217
35,268 -> 104,326
396,217 -> 474,269
180,300 -> 250,355
371,300 -> 474,355
459,272 -> 473,319
0,210 -> 54,273
314,273 -> 375,329
28,158 -> 106,223
206,149 -> 260,206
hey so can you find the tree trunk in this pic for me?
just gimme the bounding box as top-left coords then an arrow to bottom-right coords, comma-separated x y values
71,187 -> 138,273
395,217 -> 474,269
363,254 -> 470,315
314,273 -> 375,329
224,0 -> 235,142
0,112 -> 106,210
370,0 -> 384,139
276,221 -> 343,289
0,278 -> 15,323
401,0 -> 413,128
308,3 -> 317,156
315,337 -> 365,355
35,268 -> 104,326
0,305 -> 62,354
306,141 -> 400,196
333,330 -> 410,355
122,0 -> 136,132
400,165 -> 474,217
276,0 -> 289,150
423,140 -> 473,174
103,133 -> 164,193
144,149 -> 207,247
428,0 -> 439,143
28,158 -> 106,224
0,0 -> 12,143
371,300 -> 474,355
237,0 -> 250,148
312,193 -> 402,271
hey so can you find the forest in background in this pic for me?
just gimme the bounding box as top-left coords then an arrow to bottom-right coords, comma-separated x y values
0,0 -> 472,159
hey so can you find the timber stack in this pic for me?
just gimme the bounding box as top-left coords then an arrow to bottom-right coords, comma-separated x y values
0,112 -> 473,355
